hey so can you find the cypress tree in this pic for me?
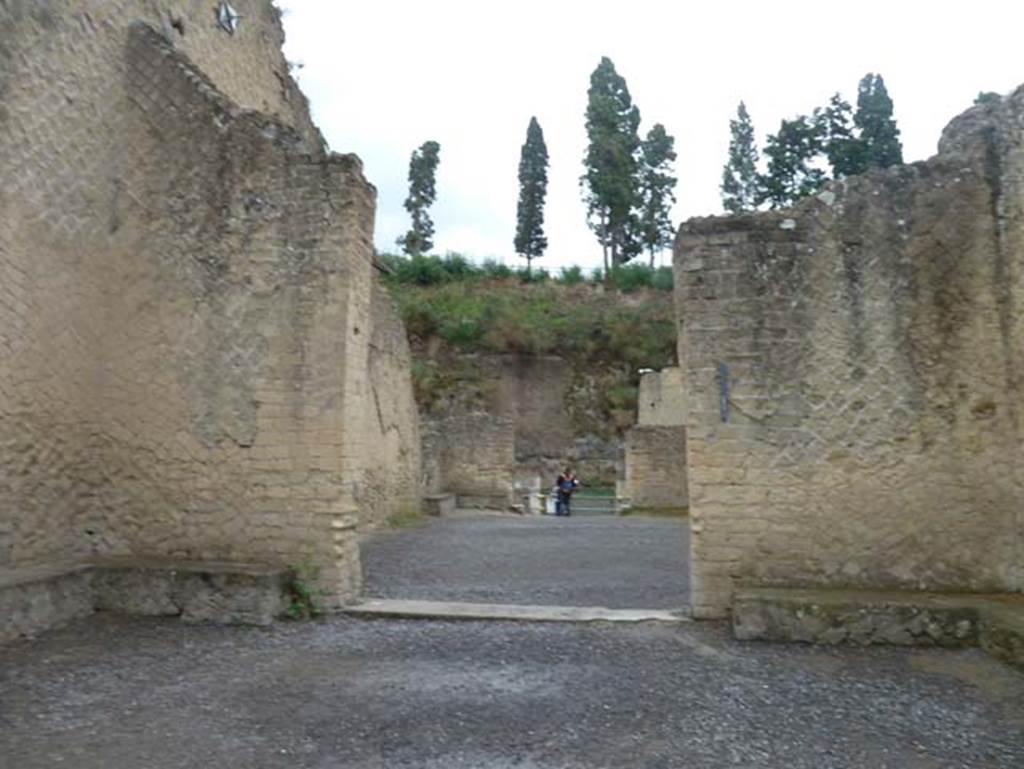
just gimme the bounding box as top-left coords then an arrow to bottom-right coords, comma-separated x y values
720,102 -> 762,213
638,123 -> 677,265
855,74 -> 902,169
514,117 -> 549,275
398,140 -> 441,257
581,56 -> 642,274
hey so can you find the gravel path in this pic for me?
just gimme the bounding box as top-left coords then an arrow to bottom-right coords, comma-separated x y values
2,614 -> 1022,768
360,514 -> 690,610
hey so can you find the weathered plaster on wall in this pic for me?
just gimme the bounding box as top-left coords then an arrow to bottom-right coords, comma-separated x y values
359,282 -> 423,528
637,368 -> 686,427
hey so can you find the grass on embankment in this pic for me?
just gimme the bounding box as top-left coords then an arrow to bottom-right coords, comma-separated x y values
384,272 -> 677,371
619,506 -> 689,518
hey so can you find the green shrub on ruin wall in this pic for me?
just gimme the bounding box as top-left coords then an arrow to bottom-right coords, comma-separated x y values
285,560 -> 329,620
411,358 -> 491,413
606,384 -> 639,412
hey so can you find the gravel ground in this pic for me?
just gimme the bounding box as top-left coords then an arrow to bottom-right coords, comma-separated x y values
2,614 -> 1022,768
361,514 -> 689,610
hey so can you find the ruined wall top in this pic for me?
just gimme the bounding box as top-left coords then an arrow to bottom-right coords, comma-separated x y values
680,83 -> 1024,241
0,0 -> 325,153
675,84 -> 1024,617
938,84 -> 1024,158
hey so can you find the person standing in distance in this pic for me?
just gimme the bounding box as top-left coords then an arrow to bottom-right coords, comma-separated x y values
554,468 -> 580,516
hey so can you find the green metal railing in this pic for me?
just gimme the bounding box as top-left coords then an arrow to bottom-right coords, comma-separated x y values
531,492 -> 630,516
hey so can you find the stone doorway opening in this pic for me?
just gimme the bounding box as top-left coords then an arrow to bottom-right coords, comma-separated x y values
357,510 -> 692,617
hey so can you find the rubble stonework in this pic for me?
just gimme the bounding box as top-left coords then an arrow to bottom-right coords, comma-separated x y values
731,587 -> 1024,669
422,413 -> 516,507
675,89 -> 1024,619
0,0 -> 416,624
419,355 -> 622,500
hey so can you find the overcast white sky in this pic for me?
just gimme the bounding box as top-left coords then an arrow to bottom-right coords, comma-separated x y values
278,0 -> 1024,271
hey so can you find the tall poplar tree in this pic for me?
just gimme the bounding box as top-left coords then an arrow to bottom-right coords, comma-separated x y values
514,117 -> 549,275
720,102 -> 761,213
855,74 -> 902,169
638,123 -> 677,265
398,140 -> 441,257
581,56 -> 642,274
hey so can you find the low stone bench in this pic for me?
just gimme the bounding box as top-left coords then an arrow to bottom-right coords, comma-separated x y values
1,558 -> 290,644
455,492 -> 511,511
981,601 -> 1024,668
422,493 -> 456,517
733,586 -> 1024,670
0,563 -> 96,645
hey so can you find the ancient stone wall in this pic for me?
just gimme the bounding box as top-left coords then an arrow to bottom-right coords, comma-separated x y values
419,354 -> 622,499
0,1 -> 387,606
624,427 -> 688,508
625,367 -> 688,507
675,90 -> 1024,618
422,413 -> 516,503
359,282 -> 423,528
637,368 -> 686,427
497,355 -> 624,484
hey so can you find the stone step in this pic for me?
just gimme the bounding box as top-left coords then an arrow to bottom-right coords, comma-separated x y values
455,492 -> 511,510
92,558 -> 290,626
1,558 -> 291,643
0,564 -> 95,645
733,586 -> 1024,670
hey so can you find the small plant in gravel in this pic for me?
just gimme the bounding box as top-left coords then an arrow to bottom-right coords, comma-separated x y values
285,560 -> 328,620
386,505 -> 427,529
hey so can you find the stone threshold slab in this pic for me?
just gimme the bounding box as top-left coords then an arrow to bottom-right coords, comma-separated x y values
344,599 -> 690,623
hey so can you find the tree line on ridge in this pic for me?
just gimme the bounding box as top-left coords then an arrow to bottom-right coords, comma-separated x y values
396,64 -> 909,276
722,73 -> 903,213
